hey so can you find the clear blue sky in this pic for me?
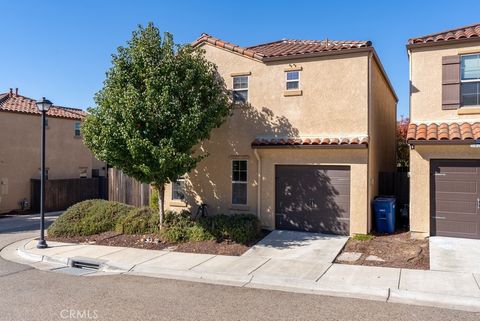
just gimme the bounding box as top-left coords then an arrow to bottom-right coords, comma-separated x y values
1,0 -> 480,118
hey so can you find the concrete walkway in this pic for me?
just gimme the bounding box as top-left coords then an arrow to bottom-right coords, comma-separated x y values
2,237 -> 480,313
430,236 -> 480,273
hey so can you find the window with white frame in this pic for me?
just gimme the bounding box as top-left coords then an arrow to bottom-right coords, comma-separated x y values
171,177 -> 186,201
232,160 -> 247,205
79,167 -> 88,178
233,76 -> 248,103
461,54 -> 480,106
285,71 -> 300,90
74,121 -> 81,137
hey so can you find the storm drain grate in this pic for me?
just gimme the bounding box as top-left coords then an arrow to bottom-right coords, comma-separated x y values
71,260 -> 101,270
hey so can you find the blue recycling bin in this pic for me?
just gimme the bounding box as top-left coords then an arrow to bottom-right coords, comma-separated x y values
373,197 -> 396,234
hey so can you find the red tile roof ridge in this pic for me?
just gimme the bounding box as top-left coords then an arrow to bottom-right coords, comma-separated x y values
408,22 -> 480,45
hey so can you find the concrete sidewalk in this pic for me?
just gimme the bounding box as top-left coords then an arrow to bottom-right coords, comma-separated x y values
2,238 -> 480,313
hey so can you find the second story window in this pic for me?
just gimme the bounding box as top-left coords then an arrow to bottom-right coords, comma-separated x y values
74,121 -> 81,137
461,54 -> 480,106
233,76 -> 248,103
285,71 -> 300,90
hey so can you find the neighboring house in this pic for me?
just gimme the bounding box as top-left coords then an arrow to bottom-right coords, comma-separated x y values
0,89 -> 106,214
407,23 -> 480,239
163,34 -> 397,236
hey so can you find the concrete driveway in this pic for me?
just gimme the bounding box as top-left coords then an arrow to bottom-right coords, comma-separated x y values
243,230 -> 348,263
430,236 -> 480,273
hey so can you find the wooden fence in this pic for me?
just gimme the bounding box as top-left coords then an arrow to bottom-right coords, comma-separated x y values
378,169 -> 409,210
30,178 -> 105,212
108,168 -> 150,207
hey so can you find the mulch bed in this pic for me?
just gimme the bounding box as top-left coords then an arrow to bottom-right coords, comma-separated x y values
46,229 -> 270,256
335,231 -> 429,270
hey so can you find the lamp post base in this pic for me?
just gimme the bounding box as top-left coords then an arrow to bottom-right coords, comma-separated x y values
36,239 -> 48,249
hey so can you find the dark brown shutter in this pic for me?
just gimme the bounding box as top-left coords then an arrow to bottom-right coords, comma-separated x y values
442,55 -> 461,110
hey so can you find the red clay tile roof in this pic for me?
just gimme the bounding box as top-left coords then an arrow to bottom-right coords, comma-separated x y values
251,136 -> 369,147
193,33 -> 372,61
407,122 -> 480,142
408,23 -> 480,46
0,92 -> 86,120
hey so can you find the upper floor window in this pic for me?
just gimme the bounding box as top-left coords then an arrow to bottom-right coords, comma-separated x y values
233,76 -> 248,103
74,121 -> 81,137
461,54 -> 480,106
285,71 -> 300,90
232,160 -> 247,205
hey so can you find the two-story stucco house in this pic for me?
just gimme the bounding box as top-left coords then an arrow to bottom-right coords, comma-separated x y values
407,23 -> 480,239
163,34 -> 397,236
0,89 -> 106,214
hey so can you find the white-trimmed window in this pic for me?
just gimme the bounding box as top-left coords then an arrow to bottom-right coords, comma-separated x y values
285,71 -> 300,90
79,167 -> 88,178
233,76 -> 248,103
232,160 -> 247,205
171,177 -> 186,201
74,121 -> 81,137
461,54 -> 480,106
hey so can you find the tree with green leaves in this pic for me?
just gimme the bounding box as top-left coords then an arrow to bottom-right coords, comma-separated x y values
82,23 -> 232,226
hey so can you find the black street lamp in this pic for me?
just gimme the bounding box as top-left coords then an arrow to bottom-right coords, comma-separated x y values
35,97 -> 53,249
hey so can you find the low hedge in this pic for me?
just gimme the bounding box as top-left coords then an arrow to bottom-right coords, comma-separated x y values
199,214 -> 260,244
116,207 -> 159,235
49,200 -> 261,245
47,199 -> 134,237
160,210 -> 215,243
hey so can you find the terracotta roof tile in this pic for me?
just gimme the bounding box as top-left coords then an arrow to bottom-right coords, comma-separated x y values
251,136 -> 369,147
407,122 -> 480,142
193,33 -> 372,61
408,23 -> 480,46
0,92 -> 86,120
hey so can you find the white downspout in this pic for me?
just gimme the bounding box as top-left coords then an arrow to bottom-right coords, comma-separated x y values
253,148 -> 261,219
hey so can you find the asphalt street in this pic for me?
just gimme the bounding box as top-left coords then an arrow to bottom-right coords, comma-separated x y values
0,214 -> 479,321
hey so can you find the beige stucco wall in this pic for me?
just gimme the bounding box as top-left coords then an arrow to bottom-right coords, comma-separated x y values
410,42 -> 480,123
202,44 -> 369,136
0,111 -> 106,213
409,145 -> 480,237
164,43 -> 395,235
368,57 -> 398,230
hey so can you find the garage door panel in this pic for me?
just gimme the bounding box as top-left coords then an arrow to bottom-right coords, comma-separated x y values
435,181 -> 477,194
436,200 -> 477,214
275,165 -> 350,235
431,160 -> 480,239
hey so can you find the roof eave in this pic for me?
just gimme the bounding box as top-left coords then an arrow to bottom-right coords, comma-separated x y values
261,47 -> 373,62
406,37 -> 480,50
251,144 -> 368,149
407,139 -> 477,145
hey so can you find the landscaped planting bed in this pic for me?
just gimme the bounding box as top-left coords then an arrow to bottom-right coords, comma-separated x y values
46,200 -> 266,256
334,231 -> 429,270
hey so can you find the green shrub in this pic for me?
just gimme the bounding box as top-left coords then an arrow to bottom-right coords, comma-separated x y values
47,199 -> 133,237
160,210 -> 194,243
116,207 -> 159,235
186,225 -> 215,242
149,186 -> 159,211
352,234 -> 374,241
199,214 -> 260,244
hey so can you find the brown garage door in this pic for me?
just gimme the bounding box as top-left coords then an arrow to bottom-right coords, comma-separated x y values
275,165 -> 350,235
431,160 -> 480,239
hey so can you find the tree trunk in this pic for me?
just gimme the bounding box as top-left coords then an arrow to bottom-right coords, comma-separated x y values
156,183 -> 165,228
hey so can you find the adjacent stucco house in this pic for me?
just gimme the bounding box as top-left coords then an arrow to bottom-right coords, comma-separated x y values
163,34 -> 397,236
0,89 -> 106,214
407,23 -> 480,239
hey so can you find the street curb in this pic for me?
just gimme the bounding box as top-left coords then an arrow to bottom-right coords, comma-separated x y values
388,289 -> 480,312
6,239 -> 480,313
246,275 -> 389,301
